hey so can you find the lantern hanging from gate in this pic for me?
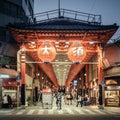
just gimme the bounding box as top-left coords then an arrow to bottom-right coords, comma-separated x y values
68,41 -> 86,63
37,41 -> 56,62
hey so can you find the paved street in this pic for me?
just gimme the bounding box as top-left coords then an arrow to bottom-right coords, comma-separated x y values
1,106 -> 120,116
0,111 -> 120,120
0,98 -> 120,119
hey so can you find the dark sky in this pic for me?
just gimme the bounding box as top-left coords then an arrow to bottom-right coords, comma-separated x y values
34,0 -> 120,40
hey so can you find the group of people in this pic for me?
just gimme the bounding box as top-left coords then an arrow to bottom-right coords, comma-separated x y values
76,94 -> 91,107
38,86 -> 91,110
2,94 -> 12,108
54,92 -> 91,109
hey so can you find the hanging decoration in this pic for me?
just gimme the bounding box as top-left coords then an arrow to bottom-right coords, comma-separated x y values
68,41 -> 86,63
37,41 -> 56,62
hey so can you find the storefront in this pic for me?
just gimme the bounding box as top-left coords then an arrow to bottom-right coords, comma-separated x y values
2,78 -> 19,107
104,78 -> 120,107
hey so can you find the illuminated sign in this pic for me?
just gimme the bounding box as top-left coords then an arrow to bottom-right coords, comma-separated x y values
37,41 -> 56,62
74,80 -> 77,86
68,41 -> 86,63
72,46 -> 84,56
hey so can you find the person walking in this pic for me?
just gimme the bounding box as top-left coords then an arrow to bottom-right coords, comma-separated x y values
56,92 -> 62,110
7,95 -> 12,108
76,95 -> 83,107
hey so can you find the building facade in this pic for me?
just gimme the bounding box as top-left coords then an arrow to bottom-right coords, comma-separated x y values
74,40 -> 120,107
104,41 -> 120,107
0,0 -> 34,108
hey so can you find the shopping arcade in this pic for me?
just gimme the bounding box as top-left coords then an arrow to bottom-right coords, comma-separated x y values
8,9 -> 118,107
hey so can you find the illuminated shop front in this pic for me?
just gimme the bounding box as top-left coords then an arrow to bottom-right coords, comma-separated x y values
103,41 -> 120,107
104,77 -> 120,107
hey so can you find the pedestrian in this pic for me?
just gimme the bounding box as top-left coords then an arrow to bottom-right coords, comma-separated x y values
76,95 -> 83,107
80,96 -> 83,107
66,92 -> 71,105
7,95 -> 12,108
69,92 -> 73,105
38,90 -> 42,103
3,94 -> 8,108
56,92 -> 62,110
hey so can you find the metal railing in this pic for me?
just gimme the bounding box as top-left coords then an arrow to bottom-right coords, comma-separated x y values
28,8 -> 101,25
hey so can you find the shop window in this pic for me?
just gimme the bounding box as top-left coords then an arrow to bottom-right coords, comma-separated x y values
105,90 -> 119,106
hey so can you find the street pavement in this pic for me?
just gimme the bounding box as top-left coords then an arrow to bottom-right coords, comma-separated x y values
0,103 -> 120,120
1,106 -> 119,116
0,98 -> 120,116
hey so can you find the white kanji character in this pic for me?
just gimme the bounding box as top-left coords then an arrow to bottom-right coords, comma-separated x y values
72,47 -> 83,56
41,45 -> 51,55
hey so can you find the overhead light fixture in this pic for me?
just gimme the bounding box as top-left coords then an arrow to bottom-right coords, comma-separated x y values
31,41 -> 35,44
89,40 -> 94,44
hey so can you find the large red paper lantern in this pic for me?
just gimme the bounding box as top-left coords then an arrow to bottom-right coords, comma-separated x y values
38,41 -> 56,62
68,41 -> 86,63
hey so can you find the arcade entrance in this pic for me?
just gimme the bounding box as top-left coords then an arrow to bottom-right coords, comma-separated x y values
8,9 -> 118,108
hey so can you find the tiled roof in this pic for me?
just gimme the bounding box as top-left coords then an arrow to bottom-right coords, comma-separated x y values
8,17 -> 119,31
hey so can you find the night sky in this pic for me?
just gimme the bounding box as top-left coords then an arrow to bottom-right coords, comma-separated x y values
34,0 -> 120,41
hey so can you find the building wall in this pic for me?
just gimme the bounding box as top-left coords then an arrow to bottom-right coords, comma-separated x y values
88,42 -> 120,106
104,41 -> 120,78
88,42 -> 120,86
104,43 -> 120,65
0,0 -> 34,70
22,0 -> 34,17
